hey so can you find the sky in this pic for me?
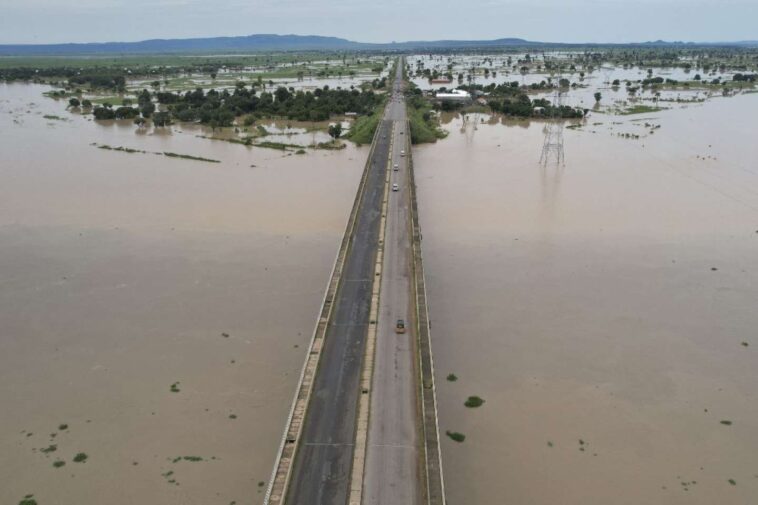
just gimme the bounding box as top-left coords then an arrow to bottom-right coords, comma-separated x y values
0,0 -> 756,45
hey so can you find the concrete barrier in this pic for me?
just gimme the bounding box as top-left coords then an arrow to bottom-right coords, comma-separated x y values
263,111 -> 388,505
406,122 -> 447,505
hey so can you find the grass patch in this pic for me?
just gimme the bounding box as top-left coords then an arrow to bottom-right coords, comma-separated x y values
182,456 -> 203,462
254,141 -> 299,150
53,460 -> 66,468
73,452 -> 88,463
58,424 -> 68,430
41,444 -> 57,454
345,105 -> 384,145
43,114 -> 66,121
163,152 -> 220,163
728,479 -> 736,486
464,396 -> 485,408
18,495 -> 37,505
97,144 -> 144,154
445,431 -> 466,443
619,105 -> 665,115
170,382 -> 180,393
720,420 -> 733,426
446,373 -> 458,382
229,414 -> 237,419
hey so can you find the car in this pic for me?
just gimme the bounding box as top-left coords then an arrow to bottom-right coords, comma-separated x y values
400,131 -> 404,135
400,150 -> 406,157
393,163 -> 399,171
392,183 -> 399,192
395,319 -> 406,334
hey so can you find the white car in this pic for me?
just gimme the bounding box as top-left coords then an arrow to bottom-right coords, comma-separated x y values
392,183 -> 399,192
393,163 -> 399,171
400,150 -> 406,157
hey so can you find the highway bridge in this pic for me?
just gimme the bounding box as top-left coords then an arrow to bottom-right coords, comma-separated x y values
264,58 -> 445,505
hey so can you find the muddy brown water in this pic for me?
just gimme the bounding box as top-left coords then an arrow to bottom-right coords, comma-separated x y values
415,93 -> 758,504
0,83 -> 364,504
2,79 -> 758,505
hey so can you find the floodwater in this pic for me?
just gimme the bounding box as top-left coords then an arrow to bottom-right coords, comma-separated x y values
415,91 -> 758,503
0,83 -> 364,504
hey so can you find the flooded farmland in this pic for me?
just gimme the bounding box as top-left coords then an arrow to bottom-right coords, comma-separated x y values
2,47 -> 758,505
415,90 -> 758,503
0,82 -> 364,504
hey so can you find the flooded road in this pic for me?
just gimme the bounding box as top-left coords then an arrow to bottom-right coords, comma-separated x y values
0,83 -> 364,504
415,93 -> 758,504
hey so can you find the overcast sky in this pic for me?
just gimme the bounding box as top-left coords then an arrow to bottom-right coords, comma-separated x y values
1,0 -> 756,45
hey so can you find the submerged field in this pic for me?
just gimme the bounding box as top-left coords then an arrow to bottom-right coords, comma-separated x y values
416,82 -> 758,505
1,47 -> 758,505
0,82 -> 365,505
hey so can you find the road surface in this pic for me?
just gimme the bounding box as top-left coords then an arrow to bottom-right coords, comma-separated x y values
363,79 -> 421,505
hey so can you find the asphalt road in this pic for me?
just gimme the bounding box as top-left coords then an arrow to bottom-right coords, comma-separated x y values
363,90 -> 421,505
286,115 -> 394,505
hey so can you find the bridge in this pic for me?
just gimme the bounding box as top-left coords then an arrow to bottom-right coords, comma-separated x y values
264,58 -> 445,505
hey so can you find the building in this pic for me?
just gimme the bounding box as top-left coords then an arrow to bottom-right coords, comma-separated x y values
434,89 -> 471,103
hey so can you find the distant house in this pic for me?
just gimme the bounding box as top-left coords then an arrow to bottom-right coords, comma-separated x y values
476,97 -> 488,106
434,89 -> 471,103
431,78 -> 453,84
533,106 -> 546,115
344,112 -> 358,117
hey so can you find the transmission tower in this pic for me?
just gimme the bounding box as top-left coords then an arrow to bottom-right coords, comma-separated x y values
539,89 -> 565,166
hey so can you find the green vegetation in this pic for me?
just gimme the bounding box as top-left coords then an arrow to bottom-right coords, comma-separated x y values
163,152 -> 220,163
446,373 -> 458,382
229,414 -> 238,419
154,85 -> 382,127
407,91 -> 446,144
720,420 -> 733,426
53,460 -> 66,468
18,495 -> 37,505
182,456 -> 203,462
170,382 -> 181,393
728,479 -> 737,486
464,396 -> 485,408
73,452 -> 88,463
445,431 -> 466,443
96,144 -> 144,154
58,424 -> 68,431
619,105 -> 665,115
547,441 -> 554,447
40,444 -> 57,453
42,114 -> 66,121
345,104 -> 384,145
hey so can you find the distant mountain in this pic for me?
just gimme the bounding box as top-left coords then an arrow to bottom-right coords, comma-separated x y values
0,34 -> 756,56
0,34 -> 365,55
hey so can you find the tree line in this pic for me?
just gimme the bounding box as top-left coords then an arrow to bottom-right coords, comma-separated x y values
89,84 -> 382,127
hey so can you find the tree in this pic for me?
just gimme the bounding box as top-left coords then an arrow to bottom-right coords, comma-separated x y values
81,99 -> 92,109
328,123 -> 342,139
153,111 -> 171,127
140,102 -> 156,118
68,97 -> 80,108
594,92 -> 602,103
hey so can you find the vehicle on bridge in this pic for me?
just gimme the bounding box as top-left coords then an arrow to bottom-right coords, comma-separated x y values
392,183 -> 399,192
395,319 -> 406,334
394,163 -> 399,171
400,150 -> 406,157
